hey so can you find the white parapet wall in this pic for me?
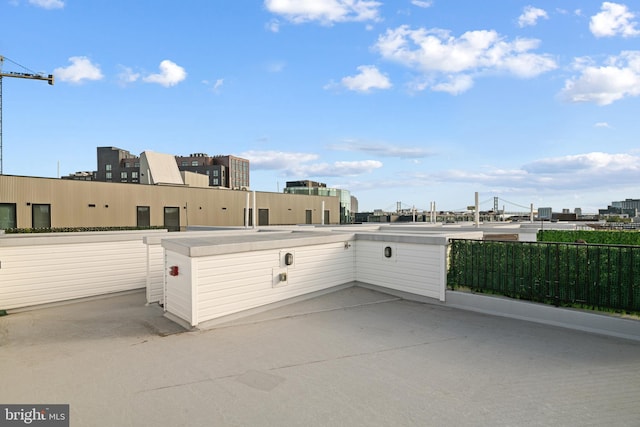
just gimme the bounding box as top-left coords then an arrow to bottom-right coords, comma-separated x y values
162,232 -> 356,327
355,233 -> 451,301
0,230 -> 167,311
143,229 -> 295,305
159,230 -> 472,328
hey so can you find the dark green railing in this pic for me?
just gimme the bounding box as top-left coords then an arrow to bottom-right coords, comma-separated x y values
447,239 -> 640,313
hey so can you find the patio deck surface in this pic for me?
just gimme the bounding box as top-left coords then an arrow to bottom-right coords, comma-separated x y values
1,286 -> 639,426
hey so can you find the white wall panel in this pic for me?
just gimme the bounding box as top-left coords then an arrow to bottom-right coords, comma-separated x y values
164,251 -> 194,325
0,239 -> 149,310
355,240 -> 446,301
192,242 -> 355,325
146,245 -> 165,304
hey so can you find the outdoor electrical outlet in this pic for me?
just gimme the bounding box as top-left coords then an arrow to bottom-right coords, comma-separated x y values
280,272 -> 287,281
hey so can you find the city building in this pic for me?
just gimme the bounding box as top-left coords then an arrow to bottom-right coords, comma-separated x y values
599,198 -> 640,218
174,153 -> 249,189
68,147 -> 249,189
284,180 -> 352,224
537,207 -> 552,220
0,174 -> 339,230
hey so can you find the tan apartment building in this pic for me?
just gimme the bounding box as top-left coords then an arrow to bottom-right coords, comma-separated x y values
0,175 -> 339,230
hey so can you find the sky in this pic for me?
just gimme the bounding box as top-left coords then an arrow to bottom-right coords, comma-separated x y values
1,0 -> 639,214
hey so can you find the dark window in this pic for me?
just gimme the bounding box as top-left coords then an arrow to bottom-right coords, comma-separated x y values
258,209 -> 269,226
305,210 -> 312,225
137,206 -> 150,228
0,203 -> 17,229
32,204 -> 51,229
324,210 -> 330,225
164,207 -> 180,232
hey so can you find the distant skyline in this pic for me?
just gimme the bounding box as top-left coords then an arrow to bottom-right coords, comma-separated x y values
1,1 -> 639,213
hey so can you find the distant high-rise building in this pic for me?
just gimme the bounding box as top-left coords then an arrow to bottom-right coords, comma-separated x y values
96,146 -> 140,183
284,180 -> 352,224
92,147 -> 249,189
538,207 -> 552,220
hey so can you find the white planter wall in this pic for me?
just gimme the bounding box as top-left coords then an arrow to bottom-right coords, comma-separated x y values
355,238 -> 447,301
146,244 -> 166,304
143,229 -> 294,305
0,231 -> 166,310
164,251 -> 195,324
164,240 -> 355,327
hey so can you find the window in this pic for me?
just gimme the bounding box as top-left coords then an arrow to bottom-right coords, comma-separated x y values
191,160 -> 199,166
124,162 -> 131,168
137,206 -> 150,227
213,170 -> 219,177
164,207 -> 180,232
134,162 -> 140,167
105,164 -> 112,171
0,203 -> 17,229
32,204 -> 51,229
213,178 -> 219,186
181,161 -> 188,167
121,171 -> 128,181
132,171 -> 139,179
106,172 -> 112,180
259,209 -> 269,226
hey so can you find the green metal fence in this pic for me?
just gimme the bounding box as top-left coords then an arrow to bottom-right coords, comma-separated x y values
447,239 -> 640,312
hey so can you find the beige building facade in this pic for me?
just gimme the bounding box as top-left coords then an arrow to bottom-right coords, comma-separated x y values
0,175 -> 339,230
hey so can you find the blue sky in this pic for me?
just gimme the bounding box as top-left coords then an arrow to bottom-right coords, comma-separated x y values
1,1 -> 639,213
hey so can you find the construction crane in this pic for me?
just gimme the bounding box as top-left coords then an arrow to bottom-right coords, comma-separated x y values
0,55 -> 54,174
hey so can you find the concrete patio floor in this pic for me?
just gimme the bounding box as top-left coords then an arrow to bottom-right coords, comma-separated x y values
1,286 -> 639,426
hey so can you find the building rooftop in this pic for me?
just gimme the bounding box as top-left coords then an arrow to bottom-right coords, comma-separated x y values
1,286 -> 639,426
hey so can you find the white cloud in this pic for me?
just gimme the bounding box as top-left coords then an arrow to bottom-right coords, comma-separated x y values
264,0 -> 382,25
28,0 -> 63,9
266,19 -> 280,32
590,2 -> 640,38
329,140 -> 433,158
143,60 -> 187,87
240,151 -> 319,170
594,122 -> 612,128
518,6 -> 548,27
408,152 -> 640,198
240,150 -> 382,177
203,78 -> 224,93
560,51 -> 640,105
117,66 -> 140,85
523,152 -> 639,175
411,0 -> 432,8
431,74 -> 474,95
297,160 -> 383,177
374,25 -> 556,94
54,56 -> 103,84
338,65 -> 392,92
